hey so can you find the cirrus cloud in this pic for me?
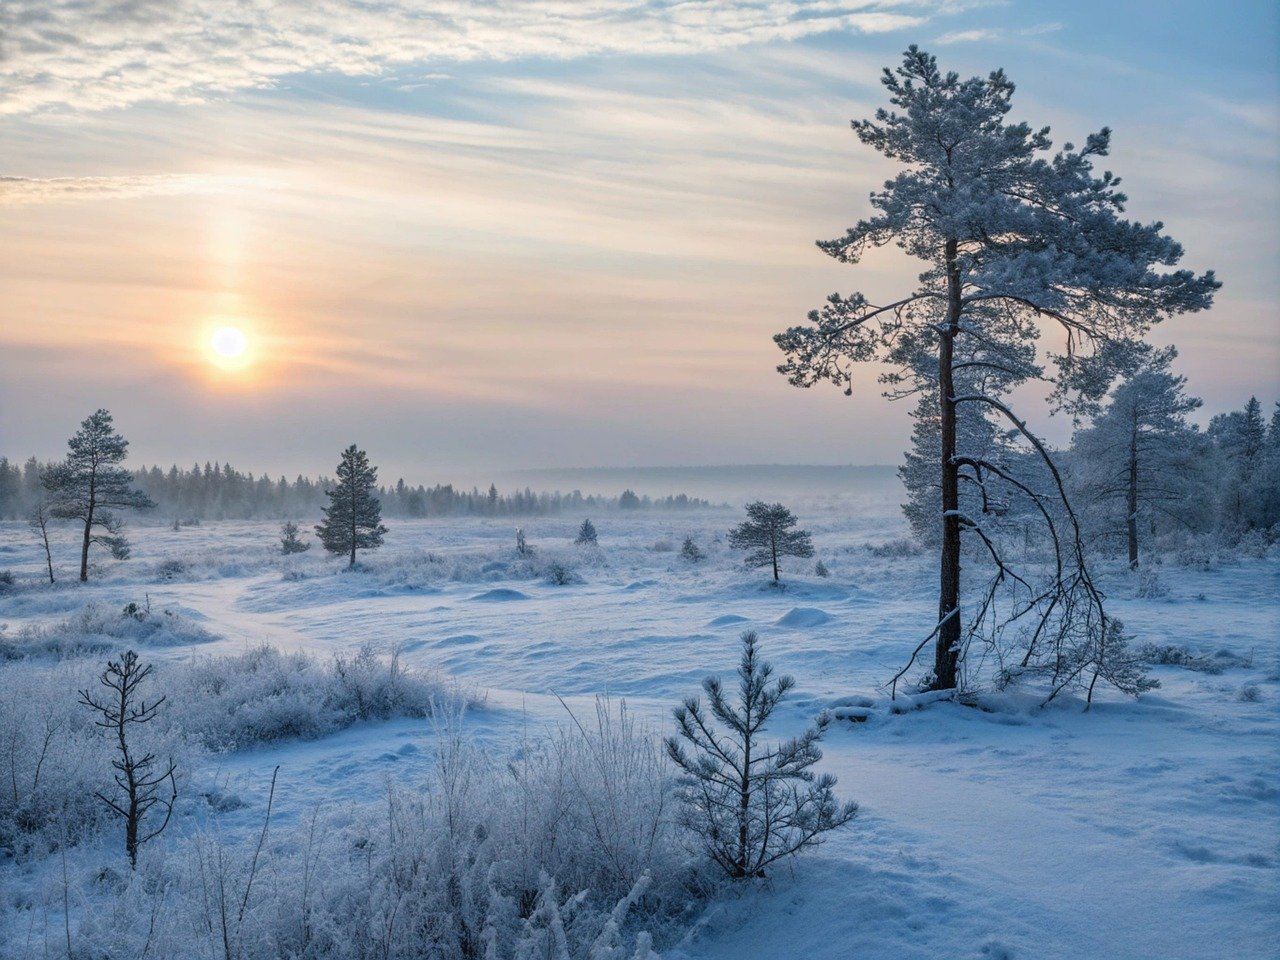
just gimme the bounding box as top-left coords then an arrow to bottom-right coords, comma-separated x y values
0,0 -> 935,115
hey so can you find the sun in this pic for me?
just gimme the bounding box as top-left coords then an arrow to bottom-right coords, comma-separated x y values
202,323 -> 255,372
210,326 -> 247,359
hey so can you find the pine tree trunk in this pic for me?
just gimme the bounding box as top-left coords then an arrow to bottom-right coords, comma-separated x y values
1127,420 -> 1140,570
933,238 -> 962,691
771,537 -> 779,582
80,503 -> 94,582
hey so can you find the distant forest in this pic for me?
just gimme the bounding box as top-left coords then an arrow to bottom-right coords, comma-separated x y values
0,459 -> 715,521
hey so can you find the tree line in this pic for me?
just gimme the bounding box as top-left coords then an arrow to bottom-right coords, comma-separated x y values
0,455 -> 711,522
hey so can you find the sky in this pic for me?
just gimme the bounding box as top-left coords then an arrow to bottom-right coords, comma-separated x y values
2,0 -> 1277,482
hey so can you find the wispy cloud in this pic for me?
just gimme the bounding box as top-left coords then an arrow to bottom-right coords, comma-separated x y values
1,0 -> 937,115
936,21 -> 1061,44
0,173 -> 275,204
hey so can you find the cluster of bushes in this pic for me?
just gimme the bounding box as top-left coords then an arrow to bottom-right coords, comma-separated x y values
2,600 -> 217,660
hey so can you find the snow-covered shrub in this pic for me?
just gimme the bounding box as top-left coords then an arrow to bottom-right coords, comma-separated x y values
163,644 -> 461,750
650,539 -> 675,553
0,570 -> 14,592
544,558 -> 582,586
1172,534 -> 1226,570
1134,568 -> 1169,599
1235,528 -> 1270,560
0,661 -> 108,857
4,602 -> 216,660
867,538 -> 919,558
814,559 -> 830,578
153,557 -> 190,581
1237,684 -> 1262,703
1137,643 -> 1223,674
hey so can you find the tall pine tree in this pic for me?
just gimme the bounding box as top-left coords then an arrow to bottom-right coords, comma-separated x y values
43,409 -> 154,581
775,47 -> 1218,699
315,445 -> 387,568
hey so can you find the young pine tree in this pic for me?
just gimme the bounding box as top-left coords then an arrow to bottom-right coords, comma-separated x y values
666,631 -> 857,878
728,501 -> 813,582
315,445 -> 387,568
775,47 -> 1217,695
574,518 -> 598,545
279,520 -> 311,555
42,409 -> 155,581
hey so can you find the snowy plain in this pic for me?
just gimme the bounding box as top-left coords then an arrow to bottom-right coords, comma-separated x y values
0,469 -> 1276,959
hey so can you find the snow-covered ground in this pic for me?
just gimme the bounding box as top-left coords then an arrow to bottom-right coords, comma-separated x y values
1,477 -> 1276,959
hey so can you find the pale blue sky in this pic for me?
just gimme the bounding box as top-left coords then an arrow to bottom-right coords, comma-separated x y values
1,1 -> 1276,478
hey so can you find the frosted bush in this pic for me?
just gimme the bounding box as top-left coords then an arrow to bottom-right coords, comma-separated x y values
867,538 -> 920,558
4,601 -> 217,660
0,661 -> 108,856
1235,529 -> 1269,560
163,644 -> 464,750
1134,569 -> 1169,599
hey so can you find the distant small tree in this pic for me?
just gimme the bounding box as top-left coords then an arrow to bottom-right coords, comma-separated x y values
279,520 -> 311,555
666,631 -> 857,878
42,409 -> 154,581
28,501 -> 56,583
516,527 -> 532,555
574,518 -> 598,545
679,535 -> 705,562
814,559 -> 830,578
79,650 -> 177,868
728,501 -> 813,582
315,445 -> 387,568
619,489 -> 641,510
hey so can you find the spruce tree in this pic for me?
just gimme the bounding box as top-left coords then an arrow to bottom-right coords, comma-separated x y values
775,47 -> 1218,697
728,502 -> 813,582
574,518 -> 598,545
315,445 -> 387,568
42,409 -> 155,581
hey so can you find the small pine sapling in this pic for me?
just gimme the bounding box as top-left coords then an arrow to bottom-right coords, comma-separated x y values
78,650 -> 177,867
279,520 -> 311,555
679,536 -> 705,562
516,527 -> 533,556
574,518 -> 598,545
665,631 -> 856,878
815,560 -> 830,578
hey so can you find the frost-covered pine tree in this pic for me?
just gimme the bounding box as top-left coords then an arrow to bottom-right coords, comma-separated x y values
666,631 -> 857,878
775,47 -> 1218,698
1069,347 -> 1205,568
42,409 -> 155,581
728,502 -> 813,582
315,445 -> 387,568
574,518 -> 598,545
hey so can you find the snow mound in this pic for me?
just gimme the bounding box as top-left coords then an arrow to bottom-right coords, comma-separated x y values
775,607 -> 832,628
708,614 -> 750,627
469,588 -> 530,602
